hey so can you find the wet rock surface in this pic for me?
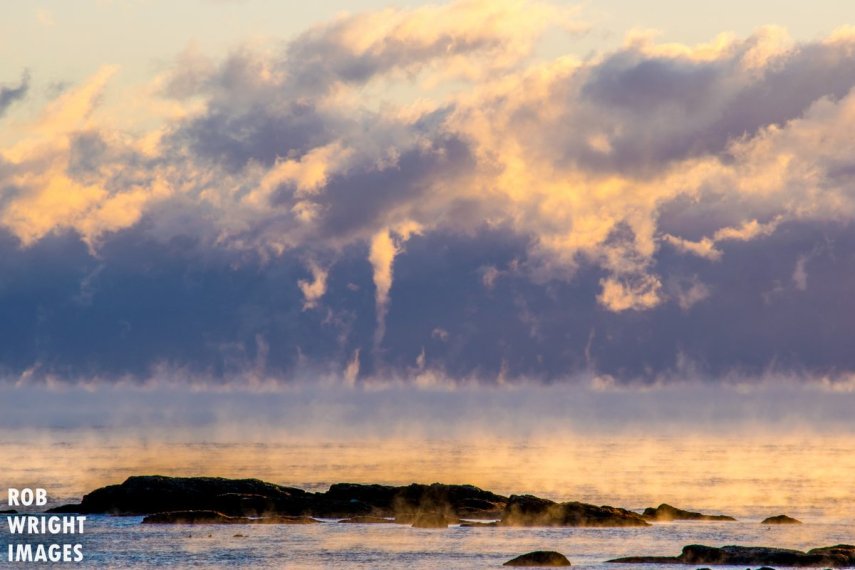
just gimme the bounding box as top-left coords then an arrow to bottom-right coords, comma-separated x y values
49,476 -> 508,519
608,544 -> 855,567
642,504 -> 737,522
500,495 -> 649,527
141,510 -> 320,524
504,551 -> 572,566
761,514 -> 802,524
337,516 -> 393,524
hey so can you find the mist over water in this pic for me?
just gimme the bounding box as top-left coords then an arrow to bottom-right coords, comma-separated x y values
4,433 -> 854,523
5,434 -> 854,568
3,381 -> 854,522
3,382 -> 853,568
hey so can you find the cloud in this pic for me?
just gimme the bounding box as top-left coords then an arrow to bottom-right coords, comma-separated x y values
664,218 -> 781,260
0,72 -> 30,118
298,259 -> 328,309
5,4 -> 855,386
283,0 -> 580,95
369,222 -> 421,351
0,66 -> 174,249
792,255 -> 809,291
669,276 -> 711,311
597,274 -> 662,312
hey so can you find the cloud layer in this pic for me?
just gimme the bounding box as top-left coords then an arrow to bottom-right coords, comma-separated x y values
3,1 -> 855,387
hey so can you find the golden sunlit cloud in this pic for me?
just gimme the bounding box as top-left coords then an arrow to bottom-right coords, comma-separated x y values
2,1 -> 855,387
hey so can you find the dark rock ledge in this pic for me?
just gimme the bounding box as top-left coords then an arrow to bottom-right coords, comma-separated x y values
642,504 -> 737,522
608,544 -> 855,567
761,514 -> 802,525
49,475 -> 649,527
504,550 -> 572,566
500,495 -> 648,527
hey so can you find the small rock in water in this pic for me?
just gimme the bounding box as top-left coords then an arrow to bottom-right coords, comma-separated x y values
504,551 -> 572,566
761,514 -> 802,525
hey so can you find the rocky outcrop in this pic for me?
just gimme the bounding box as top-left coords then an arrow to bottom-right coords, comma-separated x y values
52,476 -> 687,528
141,511 -> 320,524
49,476 -> 508,519
761,514 -> 802,524
323,482 -> 506,519
49,476 -> 313,516
49,475 -> 508,522
642,504 -> 736,522
608,544 -> 855,567
504,551 -> 572,566
500,495 -> 649,527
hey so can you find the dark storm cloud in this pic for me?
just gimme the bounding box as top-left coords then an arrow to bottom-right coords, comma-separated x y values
0,227 -> 356,381
3,218 -> 855,385
378,220 -> 855,383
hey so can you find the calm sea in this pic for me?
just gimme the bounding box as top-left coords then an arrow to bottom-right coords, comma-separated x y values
2,435 -> 853,568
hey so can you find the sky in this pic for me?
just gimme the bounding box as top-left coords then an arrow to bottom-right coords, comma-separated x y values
2,1 -> 855,433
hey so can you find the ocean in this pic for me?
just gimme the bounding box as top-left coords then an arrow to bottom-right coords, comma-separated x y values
2,434 -> 853,568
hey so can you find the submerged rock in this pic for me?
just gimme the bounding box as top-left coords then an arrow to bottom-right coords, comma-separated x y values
143,511 -> 236,524
142,510 -> 320,524
504,551 -> 572,567
608,544 -> 855,567
642,504 -> 736,522
500,495 -> 649,527
761,514 -> 802,525
338,516 -> 393,524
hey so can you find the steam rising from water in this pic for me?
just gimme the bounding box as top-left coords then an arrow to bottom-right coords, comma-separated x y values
2,382 -> 852,523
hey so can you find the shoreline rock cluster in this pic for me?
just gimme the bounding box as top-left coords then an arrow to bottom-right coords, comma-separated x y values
48,475 -> 652,528
609,544 -> 855,567
47,476 -> 810,531
44,476 -> 845,567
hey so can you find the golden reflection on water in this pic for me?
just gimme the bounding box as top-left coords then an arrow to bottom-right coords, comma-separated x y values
2,431 -> 853,522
